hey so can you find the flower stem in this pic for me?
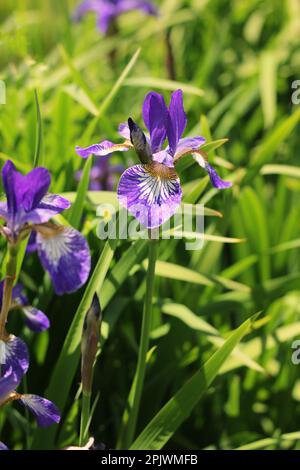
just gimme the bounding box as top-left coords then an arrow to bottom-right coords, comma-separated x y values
0,243 -> 18,339
79,391 -> 91,447
124,234 -> 158,448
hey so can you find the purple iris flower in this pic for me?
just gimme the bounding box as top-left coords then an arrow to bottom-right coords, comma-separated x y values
75,155 -> 124,191
0,161 -> 91,295
0,334 -> 29,378
0,442 -> 8,450
0,366 -> 60,428
76,89 -> 232,228
73,0 -> 157,34
0,282 -> 49,333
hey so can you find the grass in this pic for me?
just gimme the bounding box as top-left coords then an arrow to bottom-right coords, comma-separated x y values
0,0 -> 300,451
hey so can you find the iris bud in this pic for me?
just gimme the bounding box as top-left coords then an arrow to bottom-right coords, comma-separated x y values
128,117 -> 152,164
81,294 -> 102,395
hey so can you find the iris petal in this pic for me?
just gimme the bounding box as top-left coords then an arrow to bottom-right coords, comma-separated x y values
142,92 -> 169,153
22,307 -> 50,333
167,90 -> 187,156
76,140 -> 131,158
206,163 -> 232,189
118,122 -> 131,140
36,226 -> 91,295
117,163 -> 182,228
0,367 -> 22,403
0,335 -> 29,377
0,442 -> 8,450
19,394 -> 61,427
192,154 -> 232,189
1,161 -> 51,221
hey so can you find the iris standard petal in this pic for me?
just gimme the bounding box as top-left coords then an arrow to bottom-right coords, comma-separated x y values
117,162 -> 182,228
142,92 -> 169,153
175,136 -> 206,155
2,161 -> 51,216
0,335 -> 29,377
36,226 -> 91,295
118,122 -> 131,140
17,193 -> 71,228
167,89 -> 187,156
152,150 -> 174,167
2,160 -> 20,217
76,140 -> 132,158
22,307 -> 50,333
19,394 -> 61,427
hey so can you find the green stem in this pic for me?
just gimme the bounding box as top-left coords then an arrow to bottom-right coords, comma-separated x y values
79,391 -> 91,447
0,243 -> 18,340
121,235 -> 158,448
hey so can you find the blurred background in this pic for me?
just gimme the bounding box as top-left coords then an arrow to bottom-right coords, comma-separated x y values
0,0 -> 300,450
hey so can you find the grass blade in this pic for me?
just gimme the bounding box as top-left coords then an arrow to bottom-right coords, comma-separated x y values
130,314 -> 260,450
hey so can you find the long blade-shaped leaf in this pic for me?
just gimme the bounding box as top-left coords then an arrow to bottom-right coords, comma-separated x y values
33,89 -> 44,167
32,239 -> 148,449
68,156 -> 92,230
130,313 -> 259,450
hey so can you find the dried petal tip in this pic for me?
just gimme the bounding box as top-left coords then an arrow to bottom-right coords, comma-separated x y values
128,118 -> 152,164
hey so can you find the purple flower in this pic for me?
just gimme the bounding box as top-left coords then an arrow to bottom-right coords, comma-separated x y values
0,282 -> 50,333
76,90 -> 232,228
35,225 -> 91,296
73,0 -> 157,34
75,155 -> 124,191
0,161 -> 91,295
0,161 -> 70,237
0,366 -> 60,428
0,442 -> 8,450
0,335 -> 29,378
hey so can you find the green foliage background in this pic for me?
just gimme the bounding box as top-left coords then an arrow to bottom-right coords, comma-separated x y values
0,0 -> 300,450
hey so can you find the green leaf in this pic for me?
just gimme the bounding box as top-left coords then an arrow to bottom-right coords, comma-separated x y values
260,164 -> 300,178
259,52 -> 277,128
236,432 -> 300,450
238,187 -> 270,282
144,260 -> 213,287
33,89 -> 44,168
250,107 -> 300,168
124,77 -> 204,96
130,314 -> 259,450
32,239 -> 148,449
62,84 -> 99,116
82,48 -> 141,143
31,238 -> 118,449
68,156 -> 92,230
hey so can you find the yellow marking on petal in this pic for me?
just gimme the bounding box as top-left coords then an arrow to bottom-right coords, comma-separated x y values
0,392 -> 21,408
33,222 -> 65,239
144,162 -> 179,180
